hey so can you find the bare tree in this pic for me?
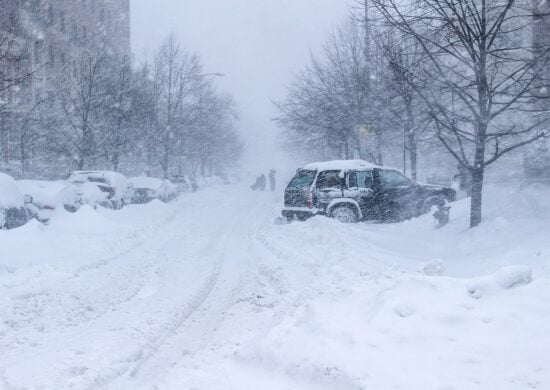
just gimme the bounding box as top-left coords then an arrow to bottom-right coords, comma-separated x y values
151,35 -> 203,178
52,50 -> 108,170
382,32 -> 432,181
372,0 -> 550,227
102,56 -> 136,171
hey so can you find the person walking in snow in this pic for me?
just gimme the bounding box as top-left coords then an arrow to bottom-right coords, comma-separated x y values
259,174 -> 267,191
269,170 -> 276,192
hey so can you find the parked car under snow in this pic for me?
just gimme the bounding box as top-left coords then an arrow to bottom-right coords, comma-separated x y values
68,171 -> 130,209
0,173 -> 33,230
16,180 -> 82,222
128,177 -> 178,204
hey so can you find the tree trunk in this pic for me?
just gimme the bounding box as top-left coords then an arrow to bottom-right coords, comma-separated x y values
408,131 -> 417,182
470,167 -> 484,228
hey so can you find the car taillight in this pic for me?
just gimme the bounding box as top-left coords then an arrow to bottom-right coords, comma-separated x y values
306,192 -> 313,209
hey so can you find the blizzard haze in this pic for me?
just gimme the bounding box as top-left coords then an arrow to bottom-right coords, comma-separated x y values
131,0 -> 353,172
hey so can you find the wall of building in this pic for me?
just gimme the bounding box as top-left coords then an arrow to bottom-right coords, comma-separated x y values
0,0 -> 131,166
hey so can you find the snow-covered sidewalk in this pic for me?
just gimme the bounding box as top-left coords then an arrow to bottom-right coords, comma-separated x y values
1,184 -> 549,390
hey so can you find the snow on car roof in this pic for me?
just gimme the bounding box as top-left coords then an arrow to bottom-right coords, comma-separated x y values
0,172 -> 24,208
68,171 -> 128,188
302,159 -> 381,171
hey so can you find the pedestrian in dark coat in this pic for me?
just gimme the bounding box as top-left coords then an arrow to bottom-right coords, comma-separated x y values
259,174 -> 267,191
269,170 -> 276,192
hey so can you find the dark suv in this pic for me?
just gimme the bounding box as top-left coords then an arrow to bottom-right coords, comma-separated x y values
282,160 -> 456,223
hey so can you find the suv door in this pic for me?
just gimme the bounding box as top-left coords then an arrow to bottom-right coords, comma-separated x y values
314,170 -> 344,211
345,170 -> 376,219
373,169 -> 417,220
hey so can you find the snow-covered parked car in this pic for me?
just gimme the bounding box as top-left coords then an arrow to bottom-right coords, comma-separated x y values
16,180 -> 82,222
0,172 -> 33,230
282,160 -> 456,223
67,171 -> 129,209
128,177 -> 178,204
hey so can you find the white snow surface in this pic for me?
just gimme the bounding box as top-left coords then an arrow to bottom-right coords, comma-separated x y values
0,173 -> 24,208
0,183 -> 549,389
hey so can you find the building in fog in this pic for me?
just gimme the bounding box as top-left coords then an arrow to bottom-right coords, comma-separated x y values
534,0 -> 550,96
0,0 -> 131,163
5,0 -> 130,102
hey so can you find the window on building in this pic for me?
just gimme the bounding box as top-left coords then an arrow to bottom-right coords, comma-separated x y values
60,11 -> 65,32
34,40 -> 43,64
48,91 -> 55,107
49,46 -> 54,68
47,4 -> 54,25
32,0 -> 41,16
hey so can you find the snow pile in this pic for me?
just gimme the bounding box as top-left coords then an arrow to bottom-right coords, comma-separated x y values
0,172 -> 24,208
222,264 -> 547,390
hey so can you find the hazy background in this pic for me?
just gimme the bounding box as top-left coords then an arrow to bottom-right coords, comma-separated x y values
131,0 -> 353,173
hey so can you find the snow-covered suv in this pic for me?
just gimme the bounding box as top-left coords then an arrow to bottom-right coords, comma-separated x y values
282,160 -> 456,223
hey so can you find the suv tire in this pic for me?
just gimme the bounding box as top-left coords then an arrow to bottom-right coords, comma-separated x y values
329,205 -> 358,223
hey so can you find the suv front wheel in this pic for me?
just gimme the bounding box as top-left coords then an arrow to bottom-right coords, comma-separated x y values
329,205 -> 358,224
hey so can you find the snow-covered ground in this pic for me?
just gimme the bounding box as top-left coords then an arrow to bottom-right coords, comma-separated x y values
1,183 -> 549,390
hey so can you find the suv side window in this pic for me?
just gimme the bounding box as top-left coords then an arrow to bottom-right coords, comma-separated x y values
316,170 -> 341,189
348,170 -> 373,189
378,170 -> 411,188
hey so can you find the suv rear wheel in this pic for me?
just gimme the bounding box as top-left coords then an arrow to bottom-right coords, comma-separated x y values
329,205 -> 358,223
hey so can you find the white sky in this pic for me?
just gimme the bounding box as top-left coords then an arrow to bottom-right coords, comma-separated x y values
131,0 -> 354,172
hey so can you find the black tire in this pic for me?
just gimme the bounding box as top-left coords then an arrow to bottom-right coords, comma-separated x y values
329,205 -> 359,223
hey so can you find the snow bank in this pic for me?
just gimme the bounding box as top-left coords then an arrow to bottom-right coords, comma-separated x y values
0,172 -> 24,208
234,267 -> 549,390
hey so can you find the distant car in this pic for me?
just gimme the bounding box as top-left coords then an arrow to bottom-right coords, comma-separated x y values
67,171 -> 129,209
128,177 -> 178,204
282,160 -> 456,223
169,175 -> 192,193
16,180 -> 82,222
0,172 -> 33,230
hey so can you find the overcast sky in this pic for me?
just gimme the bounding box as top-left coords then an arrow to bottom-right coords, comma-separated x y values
131,0 -> 353,171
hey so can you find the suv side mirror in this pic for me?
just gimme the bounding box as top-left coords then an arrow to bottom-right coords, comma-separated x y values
24,195 -> 33,204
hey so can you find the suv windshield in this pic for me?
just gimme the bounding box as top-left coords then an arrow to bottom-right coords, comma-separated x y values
288,170 -> 316,190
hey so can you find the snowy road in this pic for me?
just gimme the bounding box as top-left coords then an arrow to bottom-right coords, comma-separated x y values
1,184 -> 550,390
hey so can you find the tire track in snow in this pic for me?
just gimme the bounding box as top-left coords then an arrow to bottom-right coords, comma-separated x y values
91,194 -> 272,389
